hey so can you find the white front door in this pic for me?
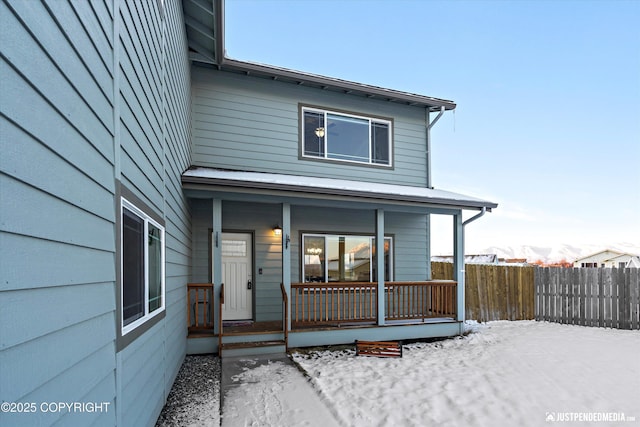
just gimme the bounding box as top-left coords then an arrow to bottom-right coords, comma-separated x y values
221,232 -> 253,320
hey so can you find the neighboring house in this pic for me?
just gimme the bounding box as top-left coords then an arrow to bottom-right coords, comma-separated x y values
432,254 -> 500,264
0,1 -> 496,426
626,256 -> 640,269
574,250 -> 638,268
501,258 -> 529,265
602,254 -> 640,269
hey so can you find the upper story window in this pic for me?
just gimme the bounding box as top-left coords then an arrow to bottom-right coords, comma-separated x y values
301,106 -> 392,167
121,197 -> 165,335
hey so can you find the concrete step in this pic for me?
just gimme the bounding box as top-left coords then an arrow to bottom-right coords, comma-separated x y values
220,340 -> 286,358
221,332 -> 284,344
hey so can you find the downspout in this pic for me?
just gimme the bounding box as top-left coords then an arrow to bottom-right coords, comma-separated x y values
462,207 -> 487,227
459,206 -> 486,334
428,106 -> 445,129
426,106 -> 445,189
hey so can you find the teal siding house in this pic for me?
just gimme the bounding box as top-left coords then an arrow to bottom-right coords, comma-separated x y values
0,0 -> 496,425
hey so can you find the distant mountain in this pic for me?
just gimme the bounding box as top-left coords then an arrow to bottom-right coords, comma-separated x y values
478,243 -> 640,264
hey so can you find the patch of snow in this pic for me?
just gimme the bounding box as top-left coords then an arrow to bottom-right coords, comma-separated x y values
292,321 -> 640,427
161,323 -> 639,427
221,359 -> 340,427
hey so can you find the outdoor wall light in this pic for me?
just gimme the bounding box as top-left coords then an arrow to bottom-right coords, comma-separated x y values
314,127 -> 325,138
273,225 -> 282,236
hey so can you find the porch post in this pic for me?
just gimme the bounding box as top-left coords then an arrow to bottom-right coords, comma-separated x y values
426,213 -> 432,280
282,203 -> 291,331
212,198 -> 223,335
453,211 -> 465,322
376,209 -> 385,326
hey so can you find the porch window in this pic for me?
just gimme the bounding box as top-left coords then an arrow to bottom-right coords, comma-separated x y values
302,106 -> 392,166
302,234 -> 392,282
121,198 -> 165,334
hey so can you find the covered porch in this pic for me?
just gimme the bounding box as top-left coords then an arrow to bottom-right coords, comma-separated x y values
182,167 -> 496,355
186,280 -> 458,354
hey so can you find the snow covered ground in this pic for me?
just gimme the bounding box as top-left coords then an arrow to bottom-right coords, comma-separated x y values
221,357 -> 341,427
291,321 -> 640,427
160,322 -> 639,426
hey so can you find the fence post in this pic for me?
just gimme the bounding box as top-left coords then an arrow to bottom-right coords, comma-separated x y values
591,268 -> 599,327
611,268 -> 619,328
582,268 -> 590,326
580,268 -> 586,326
631,268 -> 640,330
544,267 -> 550,321
619,268 -> 629,330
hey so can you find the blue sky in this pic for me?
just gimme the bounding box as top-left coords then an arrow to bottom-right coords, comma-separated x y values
224,0 -> 640,254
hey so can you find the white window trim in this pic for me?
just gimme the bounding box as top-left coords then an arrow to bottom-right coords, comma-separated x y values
301,106 -> 393,167
121,197 -> 166,335
302,233 -> 393,282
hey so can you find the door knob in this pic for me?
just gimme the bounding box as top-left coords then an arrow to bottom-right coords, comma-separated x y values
247,280 -> 253,290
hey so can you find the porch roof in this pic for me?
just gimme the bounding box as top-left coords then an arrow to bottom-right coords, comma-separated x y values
182,167 -> 497,211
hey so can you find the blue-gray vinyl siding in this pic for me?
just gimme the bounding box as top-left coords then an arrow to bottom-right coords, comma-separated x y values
191,67 -> 430,187
190,200 -> 428,321
0,0 -> 191,426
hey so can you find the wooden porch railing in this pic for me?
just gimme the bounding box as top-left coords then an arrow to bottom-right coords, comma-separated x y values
187,283 -> 214,333
280,283 -> 288,350
291,282 -> 378,327
290,281 -> 457,328
385,281 -> 457,321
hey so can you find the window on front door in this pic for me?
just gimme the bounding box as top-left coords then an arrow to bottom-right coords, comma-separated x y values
302,234 -> 392,282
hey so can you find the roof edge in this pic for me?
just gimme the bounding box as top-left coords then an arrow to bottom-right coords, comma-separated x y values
215,58 -> 456,111
181,168 -> 497,211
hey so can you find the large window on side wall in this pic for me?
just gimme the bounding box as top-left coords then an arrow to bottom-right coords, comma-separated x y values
302,234 -> 393,282
121,198 -> 165,335
301,106 -> 392,167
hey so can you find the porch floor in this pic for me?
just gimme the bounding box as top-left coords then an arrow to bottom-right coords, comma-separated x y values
220,318 -> 457,335
291,317 -> 456,331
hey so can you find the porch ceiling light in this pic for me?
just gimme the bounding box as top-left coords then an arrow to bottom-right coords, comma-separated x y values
314,127 -> 325,138
273,225 -> 282,236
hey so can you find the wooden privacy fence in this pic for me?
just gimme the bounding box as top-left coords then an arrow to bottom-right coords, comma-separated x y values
431,262 -> 535,322
430,262 -> 640,329
535,267 -> 640,330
